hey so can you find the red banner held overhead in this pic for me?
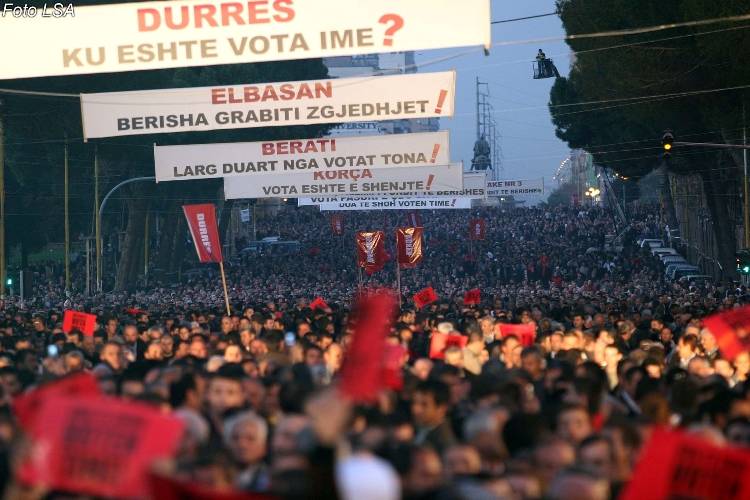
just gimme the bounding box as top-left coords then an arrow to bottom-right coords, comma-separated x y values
413,287 -> 439,309
469,218 -> 486,240
396,227 -> 424,269
183,204 -> 223,263
19,395 -> 184,499
464,288 -> 481,305
621,428 -> 750,500
62,310 -> 97,336
356,231 -> 387,275
703,305 -> 750,362
429,333 -> 468,360
497,323 -> 536,347
331,214 -> 344,236
339,290 -> 397,402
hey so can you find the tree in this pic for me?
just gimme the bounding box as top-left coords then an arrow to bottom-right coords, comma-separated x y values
550,0 -> 750,276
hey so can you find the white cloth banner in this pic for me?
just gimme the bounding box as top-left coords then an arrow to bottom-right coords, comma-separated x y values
319,197 -> 473,211
153,131 -> 449,182
81,71 -> 457,138
224,163 -> 464,199
486,178 -> 545,196
297,171 -> 486,203
0,0 -> 490,80
239,208 -> 251,223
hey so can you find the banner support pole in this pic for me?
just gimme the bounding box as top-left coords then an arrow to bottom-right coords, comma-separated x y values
219,261 -> 231,316
396,264 -> 402,308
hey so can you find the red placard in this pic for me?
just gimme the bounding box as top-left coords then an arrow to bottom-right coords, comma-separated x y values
463,288 -> 481,305
330,214 -> 344,236
356,231 -> 387,275
382,344 -> 407,392
469,218 -> 486,241
429,332 -> 468,360
19,395 -> 184,499
183,203 -> 223,263
497,322 -> 536,347
339,290 -> 396,402
703,305 -> 750,361
62,310 -> 97,336
310,297 -> 329,311
620,428 -> 750,500
13,372 -> 101,431
413,287 -> 438,309
396,227 -> 424,269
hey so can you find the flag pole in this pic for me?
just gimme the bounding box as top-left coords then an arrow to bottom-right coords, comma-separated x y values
219,260 -> 231,316
396,264 -> 402,308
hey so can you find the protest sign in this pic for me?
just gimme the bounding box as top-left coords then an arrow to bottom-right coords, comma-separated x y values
486,178 -> 545,197
429,333 -> 468,360
183,204 -> 223,263
82,71 -> 456,138
13,372 -> 101,431
469,219 -> 486,241
497,323 -> 536,347
224,163 -> 464,199
413,287 -> 438,309
62,310 -> 97,335
703,305 -> 750,362
19,395 -> 184,499
318,197 -> 474,211
339,291 -> 397,402
2,1 -> 490,80
464,288 -> 481,305
621,428 -> 750,500
356,231 -> 387,275
153,131 -> 449,182
396,227 -> 424,269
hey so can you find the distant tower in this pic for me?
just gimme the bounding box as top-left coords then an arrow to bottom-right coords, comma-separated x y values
472,78 -> 502,180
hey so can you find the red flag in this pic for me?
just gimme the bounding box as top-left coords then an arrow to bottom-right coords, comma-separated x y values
703,305 -> 750,361
382,344 -> 407,392
62,310 -> 97,336
356,231 -> 387,275
464,288 -> 481,305
19,395 -> 184,499
183,204 -> 223,263
413,287 -> 438,309
339,290 -> 396,402
13,372 -> 100,431
396,227 -> 424,269
310,297 -> 329,311
331,214 -> 344,236
429,333 -> 468,360
469,218 -> 486,240
497,323 -> 537,347
620,428 -> 750,500
406,212 -> 422,227
149,473 -> 278,500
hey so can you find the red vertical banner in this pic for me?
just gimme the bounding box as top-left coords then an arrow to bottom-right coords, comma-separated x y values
182,204 -> 223,263
330,214 -> 344,236
469,218 -> 486,240
396,227 -> 424,269
356,231 -> 387,275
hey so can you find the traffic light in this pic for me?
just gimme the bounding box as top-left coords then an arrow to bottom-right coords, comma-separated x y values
737,249 -> 750,274
662,130 -> 674,156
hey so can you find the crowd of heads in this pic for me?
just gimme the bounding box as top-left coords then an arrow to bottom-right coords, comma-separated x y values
0,204 -> 748,499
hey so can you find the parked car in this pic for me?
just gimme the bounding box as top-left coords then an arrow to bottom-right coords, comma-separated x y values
672,267 -> 704,281
640,239 -> 664,248
666,264 -> 699,279
652,247 -> 678,256
661,255 -> 687,265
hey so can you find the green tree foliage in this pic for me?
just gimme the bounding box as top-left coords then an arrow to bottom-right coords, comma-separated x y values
549,0 -> 750,274
2,0 -> 332,289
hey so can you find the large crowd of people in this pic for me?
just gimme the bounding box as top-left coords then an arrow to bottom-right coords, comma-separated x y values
0,203 -> 748,499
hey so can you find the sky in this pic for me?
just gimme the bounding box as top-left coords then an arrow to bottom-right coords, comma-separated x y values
415,0 -> 571,191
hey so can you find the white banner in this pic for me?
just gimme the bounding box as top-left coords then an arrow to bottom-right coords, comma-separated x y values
153,131 -> 449,182
81,71 -> 456,139
486,178 -> 545,197
239,208 -> 250,223
319,197 -> 473,211
0,0 -> 490,80
297,171 -> 485,203
224,163 -> 464,199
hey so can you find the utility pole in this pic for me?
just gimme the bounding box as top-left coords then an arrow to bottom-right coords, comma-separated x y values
0,99 -> 5,299
744,103 -> 749,248
64,137 -> 70,291
94,146 -> 102,292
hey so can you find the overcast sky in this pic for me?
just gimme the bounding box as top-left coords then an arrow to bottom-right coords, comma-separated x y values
415,0 -> 571,190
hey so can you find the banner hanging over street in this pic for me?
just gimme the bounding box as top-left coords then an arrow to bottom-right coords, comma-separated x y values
318,197 -> 473,211
0,0 -> 490,80
81,71 -> 456,138
486,178 -> 545,197
223,163 -> 464,199
153,131 -> 449,182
